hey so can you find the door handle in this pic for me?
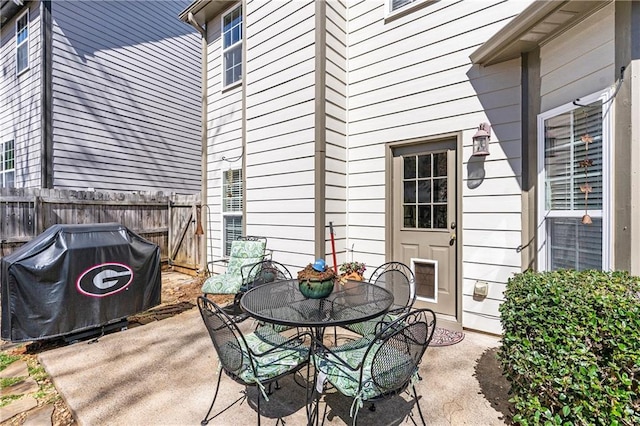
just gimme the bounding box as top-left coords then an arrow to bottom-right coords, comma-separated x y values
449,233 -> 456,246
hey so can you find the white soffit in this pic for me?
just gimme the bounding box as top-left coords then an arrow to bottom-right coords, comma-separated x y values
178,0 -> 236,26
470,0 -> 612,66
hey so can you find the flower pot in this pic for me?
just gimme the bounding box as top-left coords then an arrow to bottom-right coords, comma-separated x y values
298,278 -> 335,299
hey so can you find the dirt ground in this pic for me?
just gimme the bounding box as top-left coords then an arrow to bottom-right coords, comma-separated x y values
1,269 -> 227,426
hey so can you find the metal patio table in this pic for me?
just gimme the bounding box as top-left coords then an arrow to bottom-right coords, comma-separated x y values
240,278 -> 394,425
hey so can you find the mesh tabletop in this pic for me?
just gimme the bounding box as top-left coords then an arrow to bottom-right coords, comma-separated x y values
240,279 -> 394,328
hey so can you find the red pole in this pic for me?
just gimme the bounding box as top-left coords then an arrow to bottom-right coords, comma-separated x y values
329,222 -> 338,273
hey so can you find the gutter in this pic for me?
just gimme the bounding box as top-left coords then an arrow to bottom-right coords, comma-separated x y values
183,12 -> 207,273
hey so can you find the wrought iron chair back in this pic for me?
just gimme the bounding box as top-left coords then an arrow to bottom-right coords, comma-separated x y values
368,309 -> 435,396
225,260 -> 292,321
314,308 -> 436,426
369,261 -> 416,313
197,296 -> 311,426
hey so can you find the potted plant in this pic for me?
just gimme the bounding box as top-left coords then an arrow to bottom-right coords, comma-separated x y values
297,260 -> 337,299
339,261 -> 366,282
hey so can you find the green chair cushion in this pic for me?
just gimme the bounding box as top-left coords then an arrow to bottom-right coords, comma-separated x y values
201,274 -> 244,294
227,240 -> 266,276
233,327 -> 309,385
202,239 -> 267,295
314,337 -> 415,401
346,313 -> 399,337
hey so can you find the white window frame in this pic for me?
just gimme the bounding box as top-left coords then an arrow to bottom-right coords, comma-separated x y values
386,0 -> 435,19
16,9 -> 29,76
536,90 -> 612,271
221,4 -> 243,89
221,168 -> 243,257
1,140 -> 16,188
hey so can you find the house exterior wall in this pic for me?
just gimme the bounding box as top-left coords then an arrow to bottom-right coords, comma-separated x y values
49,0 -> 201,193
347,0 -> 529,334
324,0 -> 348,263
539,3 -> 615,112
0,1 -> 43,188
245,0 -> 318,266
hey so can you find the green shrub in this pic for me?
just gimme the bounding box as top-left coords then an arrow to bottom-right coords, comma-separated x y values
499,270 -> 640,426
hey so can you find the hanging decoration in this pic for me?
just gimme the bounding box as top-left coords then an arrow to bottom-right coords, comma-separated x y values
579,132 -> 593,225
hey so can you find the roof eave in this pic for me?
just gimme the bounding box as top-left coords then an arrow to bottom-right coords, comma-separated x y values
470,0 -> 612,67
178,0 -> 235,26
1,0 -> 27,26
470,1 -> 566,66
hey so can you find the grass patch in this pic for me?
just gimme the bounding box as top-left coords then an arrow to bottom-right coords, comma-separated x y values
0,353 -> 21,371
0,394 -> 23,408
1,376 -> 27,389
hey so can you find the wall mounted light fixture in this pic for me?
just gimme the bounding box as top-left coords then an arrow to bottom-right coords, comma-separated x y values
472,122 -> 491,156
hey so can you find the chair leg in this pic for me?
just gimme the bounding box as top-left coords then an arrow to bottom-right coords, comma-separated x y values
257,389 -> 262,426
201,369 -> 223,425
412,384 -> 426,426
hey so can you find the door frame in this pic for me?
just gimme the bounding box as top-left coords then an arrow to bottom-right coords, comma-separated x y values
385,132 -> 463,327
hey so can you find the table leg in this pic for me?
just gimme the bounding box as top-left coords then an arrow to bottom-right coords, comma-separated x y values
306,325 -> 326,426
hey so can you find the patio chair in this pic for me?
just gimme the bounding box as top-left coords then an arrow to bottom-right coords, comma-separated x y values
223,259 -> 293,320
313,308 -> 437,425
201,236 -> 268,298
197,296 -> 312,426
343,261 -> 416,337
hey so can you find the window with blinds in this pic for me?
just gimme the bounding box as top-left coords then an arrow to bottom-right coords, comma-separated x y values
540,97 -> 608,271
222,168 -> 242,256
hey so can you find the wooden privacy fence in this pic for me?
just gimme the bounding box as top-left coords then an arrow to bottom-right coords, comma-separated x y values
0,188 -> 202,274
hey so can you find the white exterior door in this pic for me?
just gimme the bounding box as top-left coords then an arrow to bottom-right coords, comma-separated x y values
392,140 -> 457,317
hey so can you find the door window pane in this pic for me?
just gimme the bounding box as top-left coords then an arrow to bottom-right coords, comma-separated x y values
404,205 -> 416,227
433,205 -> 447,229
433,178 -> 447,202
403,152 -> 449,229
403,181 -> 416,203
417,205 -> 431,228
417,180 -> 431,203
417,155 -> 431,178
434,152 -> 447,177
403,156 -> 416,179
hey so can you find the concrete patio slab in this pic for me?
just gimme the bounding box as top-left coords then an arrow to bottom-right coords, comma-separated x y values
38,308 -> 509,425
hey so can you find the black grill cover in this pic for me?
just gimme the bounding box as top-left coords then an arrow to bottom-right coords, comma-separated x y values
1,223 -> 161,342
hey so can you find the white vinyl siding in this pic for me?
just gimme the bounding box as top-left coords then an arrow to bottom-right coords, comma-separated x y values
325,0 -> 348,265
16,10 -> 29,75
50,0 -> 200,193
204,2 -> 244,261
244,0 -> 317,266
0,2 -> 42,188
537,93 -> 611,272
222,4 -> 242,88
348,0 -> 529,334
539,3 -> 615,112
